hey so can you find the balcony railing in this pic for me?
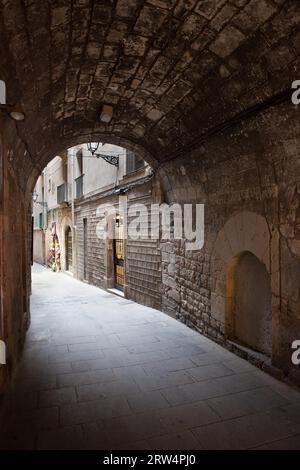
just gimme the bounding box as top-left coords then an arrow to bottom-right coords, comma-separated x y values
75,175 -> 84,199
57,183 -> 67,204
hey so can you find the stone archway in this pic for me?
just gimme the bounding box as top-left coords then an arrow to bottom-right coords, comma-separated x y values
0,0 -> 299,395
226,250 -> 272,356
210,211 -> 280,359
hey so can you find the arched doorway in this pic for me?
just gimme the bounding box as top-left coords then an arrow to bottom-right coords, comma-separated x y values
226,251 -> 272,356
65,226 -> 73,273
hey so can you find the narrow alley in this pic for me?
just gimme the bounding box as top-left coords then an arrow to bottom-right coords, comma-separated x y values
1,264 -> 300,450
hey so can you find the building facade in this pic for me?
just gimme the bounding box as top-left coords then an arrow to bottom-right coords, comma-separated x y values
32,144 -> 162,308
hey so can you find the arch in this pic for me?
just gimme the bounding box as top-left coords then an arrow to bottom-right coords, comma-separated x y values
210,211 -> 280,358
25,132 -> 158,196
59,216 -> 73,273
52,134 -> 208,207
225,250 -> 272,356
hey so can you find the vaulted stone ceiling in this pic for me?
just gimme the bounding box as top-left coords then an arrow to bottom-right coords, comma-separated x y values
0,0 -> 299,172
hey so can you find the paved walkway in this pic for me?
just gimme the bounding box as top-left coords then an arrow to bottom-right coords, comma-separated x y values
1,264 -> 300,450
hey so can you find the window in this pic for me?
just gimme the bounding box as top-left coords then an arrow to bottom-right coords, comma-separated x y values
38,212 -> 43,229
76,149 -> 83,175
126,150 -> 145,174
75,175 -> 84,198
57,183 -> 67,203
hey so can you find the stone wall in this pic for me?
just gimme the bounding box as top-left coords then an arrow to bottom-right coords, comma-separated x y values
0,121 -> 31,395
231,251 -> 272,356
1,0 -> 299,175
159,101 -> 300,385
0,125 -> 4,394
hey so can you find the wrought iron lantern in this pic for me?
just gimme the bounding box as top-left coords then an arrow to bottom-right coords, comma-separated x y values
87,142 -> 119,167
87,142 -> 102,155
32,190 -> 47,207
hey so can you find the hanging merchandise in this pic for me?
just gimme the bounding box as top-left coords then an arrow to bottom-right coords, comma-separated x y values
47,222 -> 61,272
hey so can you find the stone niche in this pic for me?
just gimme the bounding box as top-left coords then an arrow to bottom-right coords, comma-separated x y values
210,211 -> 279,358
226,251 -> 272,356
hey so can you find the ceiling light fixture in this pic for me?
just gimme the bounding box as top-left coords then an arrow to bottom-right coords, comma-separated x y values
100,104 -> 113,123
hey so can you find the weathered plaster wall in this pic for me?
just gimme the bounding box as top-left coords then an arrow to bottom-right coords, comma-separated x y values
33,229 -> 45,265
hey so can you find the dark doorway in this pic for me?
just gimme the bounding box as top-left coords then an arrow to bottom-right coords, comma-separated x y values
113,216 -> 125,291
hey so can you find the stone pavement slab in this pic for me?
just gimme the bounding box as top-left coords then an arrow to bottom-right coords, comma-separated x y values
0,264 -> 300,450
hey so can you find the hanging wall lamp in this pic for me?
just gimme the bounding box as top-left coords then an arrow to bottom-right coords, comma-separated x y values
87,142 -> 119,167
87,142 -> 103,155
